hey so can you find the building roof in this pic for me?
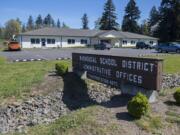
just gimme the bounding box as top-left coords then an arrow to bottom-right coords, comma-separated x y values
98,30 -> 158,40
20,27 -> 158,40
20,27 -> 107,37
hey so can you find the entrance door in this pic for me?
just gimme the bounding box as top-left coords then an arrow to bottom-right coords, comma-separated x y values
41,38 -> 46,47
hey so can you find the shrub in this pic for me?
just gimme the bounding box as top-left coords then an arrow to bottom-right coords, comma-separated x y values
174,88 -> 180,104
55,62 -> 68,76
127,93 -> 150,118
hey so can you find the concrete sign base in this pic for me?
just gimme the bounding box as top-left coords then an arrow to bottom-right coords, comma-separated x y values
120,82 -> 158,103
76,71 -> 158,103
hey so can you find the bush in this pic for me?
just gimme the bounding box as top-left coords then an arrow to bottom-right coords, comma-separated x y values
127,93 -> 150,118
174,88 -> 180,104
55,62 -> 68,76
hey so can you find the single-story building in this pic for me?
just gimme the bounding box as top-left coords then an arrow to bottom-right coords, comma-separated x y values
18,27 -> 158,48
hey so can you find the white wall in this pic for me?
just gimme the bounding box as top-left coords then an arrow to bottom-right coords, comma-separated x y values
20,36 -> 61,48
20,35 -> 158,48
62,37 -> 90,47
121,39 -> 158,47
20,36 -> 91,48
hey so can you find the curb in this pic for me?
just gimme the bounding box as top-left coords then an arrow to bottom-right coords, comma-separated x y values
13,57 -> 71,62
13,58 -> 45,62
56,57 -> 71,60
138,54 -> 170,57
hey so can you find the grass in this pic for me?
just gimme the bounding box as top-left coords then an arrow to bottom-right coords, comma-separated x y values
135,114 -> 163,133
159,87 -> 179,97
165,111 -> 180,124
0,57 -> 71,102
149,55 -> 180,74
7,106 -> 121,135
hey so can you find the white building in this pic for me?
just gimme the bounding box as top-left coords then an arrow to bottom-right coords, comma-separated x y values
18,27 -> 158,48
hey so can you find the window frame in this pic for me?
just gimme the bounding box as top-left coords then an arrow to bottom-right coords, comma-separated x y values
131,40 -> 136,45
67,39 -> 75,44
31,38 -> 40,44
149,41 -> 154,44
123,40 -> 127,45
81,39 -> 88,44
47,39 -> 56,44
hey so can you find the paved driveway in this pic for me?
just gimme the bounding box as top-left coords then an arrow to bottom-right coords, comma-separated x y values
0,48 -> 160,62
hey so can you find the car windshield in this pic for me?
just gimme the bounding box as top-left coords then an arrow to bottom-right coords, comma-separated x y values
169,43 -> 180,47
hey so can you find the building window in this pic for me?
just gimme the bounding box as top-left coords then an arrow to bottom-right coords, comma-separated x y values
131,41 -> 136,44
81,39 -> 88,44
150,41 -> 154,44
68,39 -> 75,44
47,39 -> 55,44
31,38 -> 40,44
123,40 -> 127,45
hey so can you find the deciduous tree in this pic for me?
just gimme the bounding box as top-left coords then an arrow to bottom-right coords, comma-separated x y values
4,19 -> 21,39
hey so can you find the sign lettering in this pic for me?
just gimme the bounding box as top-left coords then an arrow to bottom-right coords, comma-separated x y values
73,53 -> 163,90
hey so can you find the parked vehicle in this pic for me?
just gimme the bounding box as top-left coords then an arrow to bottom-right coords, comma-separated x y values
136,42 -> 154,49
94,42 -> 112,50
8,41 -> 21,51
155,42 -> 180,53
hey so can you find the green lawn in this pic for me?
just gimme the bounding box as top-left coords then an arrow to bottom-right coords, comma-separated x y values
147,55 -> 180,74
0,57 -> 71,102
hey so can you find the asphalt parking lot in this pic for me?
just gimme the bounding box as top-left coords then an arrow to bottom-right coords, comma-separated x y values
0,48 -> 162,62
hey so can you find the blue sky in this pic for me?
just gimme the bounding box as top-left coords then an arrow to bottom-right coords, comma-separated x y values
0,0 -> 161,28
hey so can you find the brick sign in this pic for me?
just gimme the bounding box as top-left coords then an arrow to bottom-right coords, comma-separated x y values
72,53 -> 163,90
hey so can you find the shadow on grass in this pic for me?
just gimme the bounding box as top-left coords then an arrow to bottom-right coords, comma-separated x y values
61,72 -> 132,122
164,100 -> 179,106
116,112 -> 135,121
62,72 -> 96,110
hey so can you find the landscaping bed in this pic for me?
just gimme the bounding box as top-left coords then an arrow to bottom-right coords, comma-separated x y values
0,55 -> 180,134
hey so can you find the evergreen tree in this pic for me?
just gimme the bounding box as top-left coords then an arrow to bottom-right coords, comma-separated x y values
43,14 -> 55,27
81,13 -> 89,29
94,18 -> 101,30
22,24 -> 26,32
57,19 -> 61,28
0,27 -> 3,38
99,0 -> 119,30
27,16 -> 34,31
122,0 -> 141,33
149,6 -> 160,27
140,20 -> 150,35
62,22 -> 69,28
157,0 -> 180,42
148,6 -> 160,36
35,15 -> 43,29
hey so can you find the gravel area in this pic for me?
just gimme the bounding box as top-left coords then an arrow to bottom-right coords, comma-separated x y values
0,73 -> 180,134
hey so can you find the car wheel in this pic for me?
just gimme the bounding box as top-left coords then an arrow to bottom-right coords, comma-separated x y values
176,49 -> 180,53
